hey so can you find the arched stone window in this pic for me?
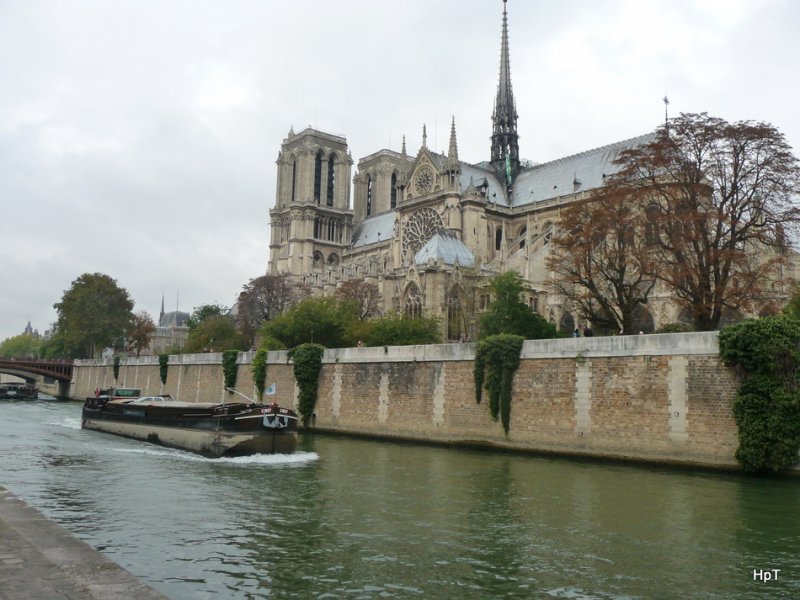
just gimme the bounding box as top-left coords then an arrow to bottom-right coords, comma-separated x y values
327,253 -> 340,266
559,312 -> 576,334
446,285 -> 466,341
314,150 -> 323,203
290,156 -> 297,204
495,226 -> 503,251
645,204 -> 661,245
403,282 -> 422,318
313,251 -> 324,269
391,173 -> 398,209
518,225 -> 527,249
327,155 -> 336,206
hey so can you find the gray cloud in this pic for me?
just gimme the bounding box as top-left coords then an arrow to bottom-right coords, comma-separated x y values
1,0 -> 798,341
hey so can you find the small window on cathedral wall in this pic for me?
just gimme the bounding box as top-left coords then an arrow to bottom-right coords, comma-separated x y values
290,158 -> 297,204
391,173 -> 397,209
327,156 -> 335,206
314,151 -> 323,203
495,227 -> 503,251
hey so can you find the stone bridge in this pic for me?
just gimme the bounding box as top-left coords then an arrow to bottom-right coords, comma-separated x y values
0,357 -> 73,398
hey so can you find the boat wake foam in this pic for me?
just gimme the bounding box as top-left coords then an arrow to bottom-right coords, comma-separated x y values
49,418 -> 83,430
110,445 -> 319,466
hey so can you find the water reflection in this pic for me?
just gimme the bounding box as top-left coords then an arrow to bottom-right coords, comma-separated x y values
1,401 -> 799,599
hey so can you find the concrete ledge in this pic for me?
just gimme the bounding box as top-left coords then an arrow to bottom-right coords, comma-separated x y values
520,331 -> 719,359
75,332 -> 720,369
0,486 -> 167,600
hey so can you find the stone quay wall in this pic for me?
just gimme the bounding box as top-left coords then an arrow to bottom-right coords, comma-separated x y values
71,332 -> 741,469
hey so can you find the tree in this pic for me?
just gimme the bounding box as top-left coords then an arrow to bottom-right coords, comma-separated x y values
127,311 -> 156,357
0,334 -> 41,358
53,273 -> 134,358
480,272 -> 559,339
362,313 -> 442,346
548,189 -> 657,335
334,279 -> 382,320
260,296 -> 357,349
186,304 -> 227,330
184,315 -> 247,353
236,274 -> 310,345
606,113 -> 800,331
39,331 -> 71,359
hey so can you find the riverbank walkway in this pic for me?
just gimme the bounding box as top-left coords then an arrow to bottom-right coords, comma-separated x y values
0,486 -> 167,599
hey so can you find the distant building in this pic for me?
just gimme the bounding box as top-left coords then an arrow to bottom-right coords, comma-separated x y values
147,295 -> 190,354
22,321 -> 40,338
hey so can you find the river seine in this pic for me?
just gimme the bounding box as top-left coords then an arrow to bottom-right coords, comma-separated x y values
1,399 -> 798,599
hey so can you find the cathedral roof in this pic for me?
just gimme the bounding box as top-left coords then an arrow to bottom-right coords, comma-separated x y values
459,164 -> 509,206
510,132 -> 658,207
352,211 -> 395,248
159,310 -> 190,328
414,232 -> 475,267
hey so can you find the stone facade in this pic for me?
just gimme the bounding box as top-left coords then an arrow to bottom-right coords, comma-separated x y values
265,2 -> 794,339
71,332 -> 745,469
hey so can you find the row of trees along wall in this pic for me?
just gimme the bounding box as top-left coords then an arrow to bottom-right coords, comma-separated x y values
71,331 -> 793,472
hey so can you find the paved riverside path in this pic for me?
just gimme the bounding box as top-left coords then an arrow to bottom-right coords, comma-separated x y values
0,486 -> 168,600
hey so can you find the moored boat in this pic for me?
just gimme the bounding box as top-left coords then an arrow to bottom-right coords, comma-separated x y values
82,388 -> 298,457
0,381 -> 39,400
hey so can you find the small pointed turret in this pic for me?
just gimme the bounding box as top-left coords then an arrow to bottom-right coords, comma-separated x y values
447,116 -> 459,163
490,0 -> 520,185
445,117 -> 461,184
401,134 -> 407,157
422,124 -> 428,149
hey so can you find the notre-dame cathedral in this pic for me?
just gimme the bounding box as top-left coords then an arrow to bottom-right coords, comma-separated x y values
265,0 -> 785,340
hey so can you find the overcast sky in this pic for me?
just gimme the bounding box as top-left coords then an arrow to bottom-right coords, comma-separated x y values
1,0 -> 798,343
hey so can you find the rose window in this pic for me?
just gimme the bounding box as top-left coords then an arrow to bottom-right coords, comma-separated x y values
402,207 -> 444,261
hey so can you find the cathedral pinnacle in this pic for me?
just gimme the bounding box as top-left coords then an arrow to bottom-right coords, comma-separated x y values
422,124 -> 428,149
490,0 -> 520,185
448,116 -> 459,162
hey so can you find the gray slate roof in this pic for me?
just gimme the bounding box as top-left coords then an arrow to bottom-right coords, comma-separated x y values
414,233 -> 475,267
349,133 -> 656,251
352,211 -> 395,248
510,133 -> 657,207
459,163 -> 509,207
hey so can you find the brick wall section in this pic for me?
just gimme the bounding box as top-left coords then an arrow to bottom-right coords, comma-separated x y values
70,333 -> 744,469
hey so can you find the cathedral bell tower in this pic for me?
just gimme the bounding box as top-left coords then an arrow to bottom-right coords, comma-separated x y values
268,127 -> 354,276
490,0 -> 520,187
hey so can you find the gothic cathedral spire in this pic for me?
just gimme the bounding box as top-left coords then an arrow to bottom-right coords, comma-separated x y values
490,0 -> 520,185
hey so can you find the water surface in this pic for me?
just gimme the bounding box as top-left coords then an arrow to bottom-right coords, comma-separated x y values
0,400 -> 797,598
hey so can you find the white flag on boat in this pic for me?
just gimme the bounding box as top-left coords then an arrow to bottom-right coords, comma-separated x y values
265,383 -> 276,395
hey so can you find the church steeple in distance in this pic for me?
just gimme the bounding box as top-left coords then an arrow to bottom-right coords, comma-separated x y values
490,0 -> 520,186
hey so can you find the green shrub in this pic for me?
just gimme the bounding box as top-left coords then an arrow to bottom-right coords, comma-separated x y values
362,313 -> 442,347
474,334 -> 524,435
222,349 -> 240,391
289,343 -> 325,426
719,316 -> 800,472
260,336 -> 286,351
158,353 -> 169,385
252,349 -> 267,400
655,323 -> 693,334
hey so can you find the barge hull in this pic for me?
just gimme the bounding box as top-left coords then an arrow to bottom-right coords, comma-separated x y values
82,415 -> 297,457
